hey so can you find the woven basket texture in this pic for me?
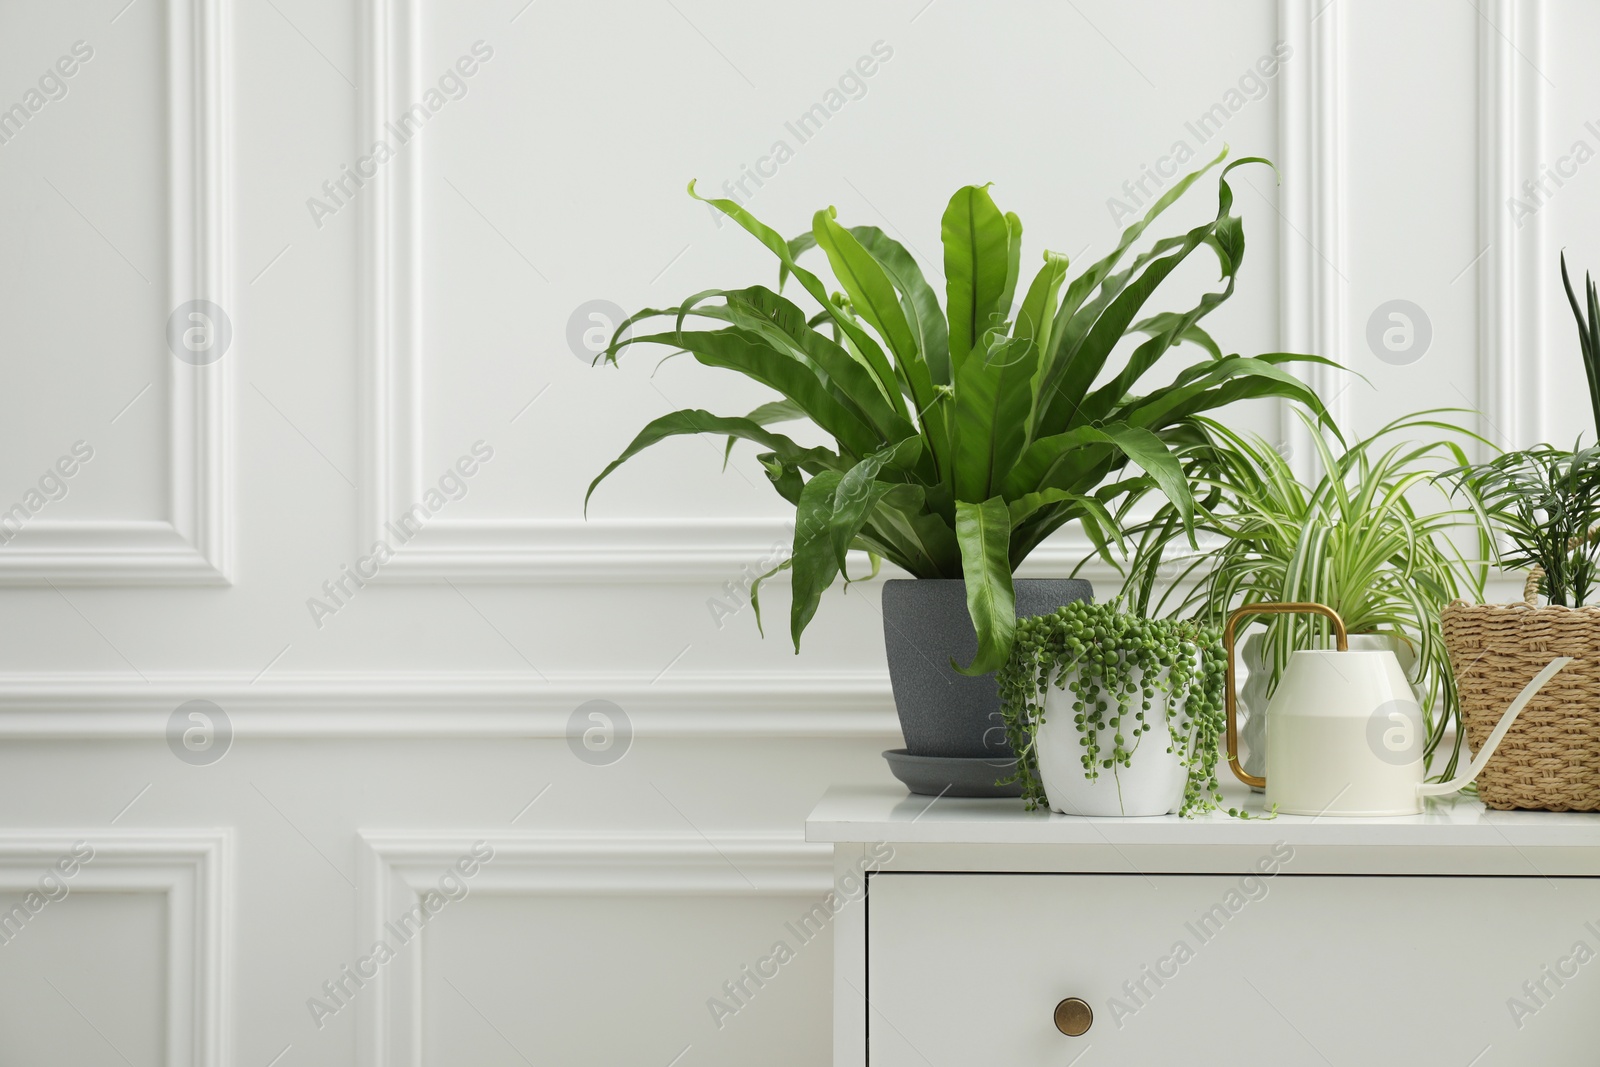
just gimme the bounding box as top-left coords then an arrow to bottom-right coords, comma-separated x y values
1442,570 -> 1600,811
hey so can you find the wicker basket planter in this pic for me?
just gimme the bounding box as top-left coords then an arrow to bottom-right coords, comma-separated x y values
1441,571 -> 1600,811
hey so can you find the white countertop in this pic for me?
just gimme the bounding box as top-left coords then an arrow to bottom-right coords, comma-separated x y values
806,782 -> 1600,849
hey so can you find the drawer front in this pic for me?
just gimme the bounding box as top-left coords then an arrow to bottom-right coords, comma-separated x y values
867,872 -> 1600,1065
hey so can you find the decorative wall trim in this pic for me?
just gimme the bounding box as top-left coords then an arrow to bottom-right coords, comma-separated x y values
0,519 -> 225,585
357,0 -> 1110,584
167,0 -> 233,584
354,830 -> 829,1067
1479,0 -> 1542,452
0,670 -> 900,739
0,830 -> 229,1067
1279,0 -> 1346,479
366,518 -> 1108,583
359,0 -> 424,582
0,0 -> 231,585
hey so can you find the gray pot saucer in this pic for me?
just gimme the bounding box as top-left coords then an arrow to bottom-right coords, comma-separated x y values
881,749 -> 1022,798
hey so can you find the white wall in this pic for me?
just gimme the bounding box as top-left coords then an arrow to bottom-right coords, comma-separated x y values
0,0 -> 1582,1063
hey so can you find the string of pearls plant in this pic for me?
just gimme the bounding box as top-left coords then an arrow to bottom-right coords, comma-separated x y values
996,600 -> 1233,817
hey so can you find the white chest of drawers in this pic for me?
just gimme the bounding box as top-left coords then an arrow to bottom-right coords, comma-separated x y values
806,785 -> 1600,1066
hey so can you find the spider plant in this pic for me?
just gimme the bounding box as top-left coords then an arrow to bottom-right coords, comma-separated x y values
1445,253 -> 1600,608
1116,409 -> 1488,776
586,148 -> 1334,673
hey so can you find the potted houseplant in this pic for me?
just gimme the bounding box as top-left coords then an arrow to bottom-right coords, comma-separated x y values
1116,409 -> 1487,782
996,600 -> 1228,816
1439,253 -> 1600,811
585,149 -> 1331,793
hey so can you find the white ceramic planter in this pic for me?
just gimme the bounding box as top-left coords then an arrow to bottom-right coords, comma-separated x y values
1238,631 -> 1273,781
1035,656 -> 1199,817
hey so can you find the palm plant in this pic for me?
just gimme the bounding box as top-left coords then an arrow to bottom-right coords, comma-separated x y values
1448,443 -> 1600,607
1115,410 -> 1488,776
586,149 -> 1332,673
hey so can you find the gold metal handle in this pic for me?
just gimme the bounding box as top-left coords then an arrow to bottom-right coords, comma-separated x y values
1223,602 -> 1349,790
1054,997 -> 1092,1036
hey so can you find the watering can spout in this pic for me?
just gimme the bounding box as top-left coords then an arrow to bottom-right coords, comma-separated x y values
1416,657 -> 1573,798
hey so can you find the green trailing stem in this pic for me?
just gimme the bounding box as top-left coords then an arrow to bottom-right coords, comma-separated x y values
995,600 -> 1230,818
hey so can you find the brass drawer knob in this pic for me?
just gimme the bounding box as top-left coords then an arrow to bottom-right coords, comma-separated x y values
1054,997 -> 1092,1036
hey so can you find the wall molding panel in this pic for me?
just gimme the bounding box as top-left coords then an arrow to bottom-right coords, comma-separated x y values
166,0 -> 233,585
0,670 -> 900,739
358,517 -> 1109,584
359,0 -> 426,583
0,0 -> 232,586
350,1 -> 1344,584
356,0 -> 1115,585
354,830 -> 829,1067
1278,0 -> 1347,479
0,830 -> 229,1067
1479,0 -> 1544,452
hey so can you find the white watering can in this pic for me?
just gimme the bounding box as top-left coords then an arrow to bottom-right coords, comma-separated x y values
1223,603 -> 1571,817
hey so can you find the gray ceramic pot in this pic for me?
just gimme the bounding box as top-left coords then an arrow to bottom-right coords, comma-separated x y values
881,578 -> 1094,759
